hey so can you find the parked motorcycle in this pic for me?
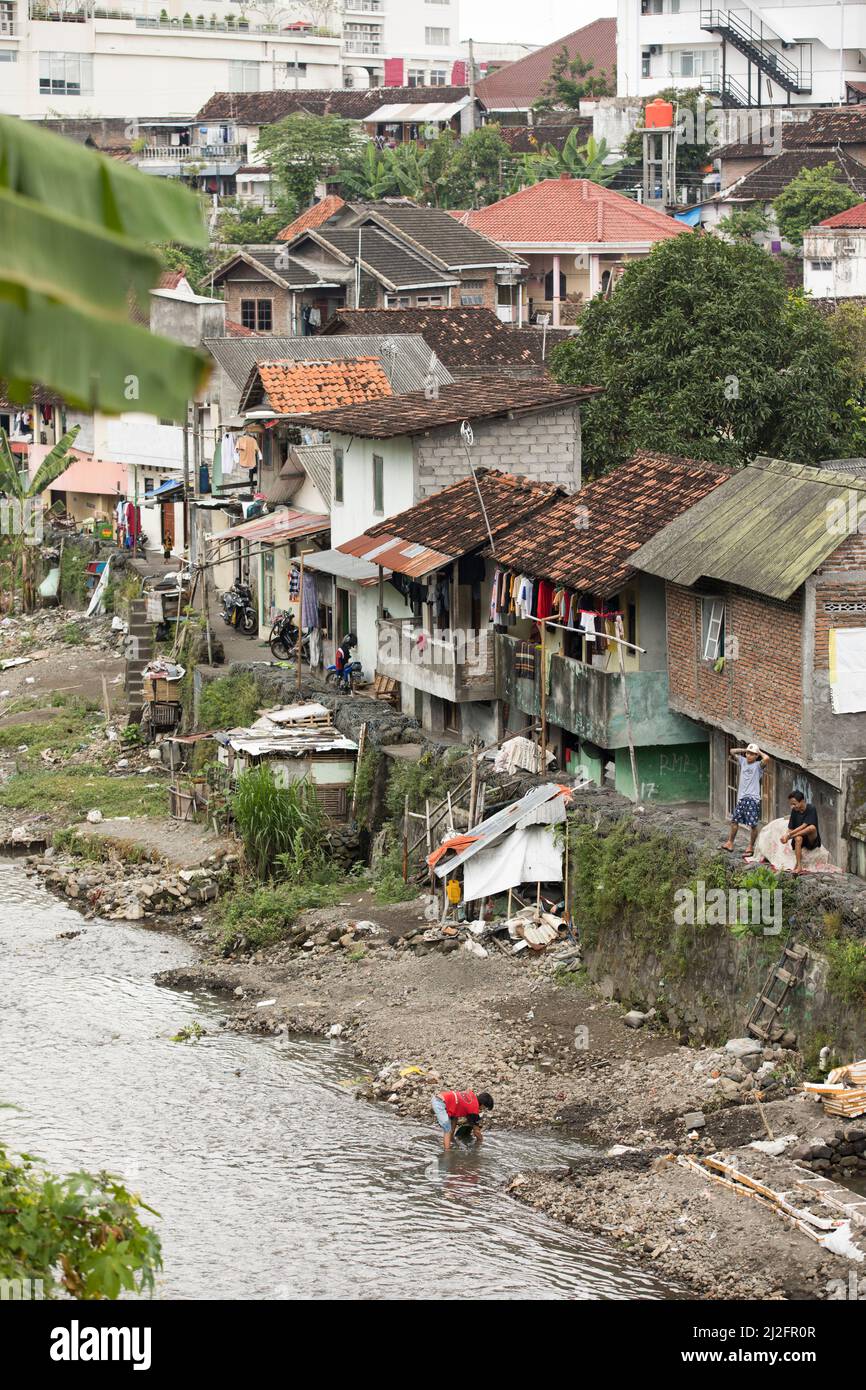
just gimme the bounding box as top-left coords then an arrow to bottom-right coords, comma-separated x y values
268,610 -> 309,662
221,580 -> 257,635
325,658 -> 363,694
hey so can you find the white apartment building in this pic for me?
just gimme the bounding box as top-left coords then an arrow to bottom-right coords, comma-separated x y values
0,1 -> 465,119
617,0 -> 866,109
340,0 -> 463,89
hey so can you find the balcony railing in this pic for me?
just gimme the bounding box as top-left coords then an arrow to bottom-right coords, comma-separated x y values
377,618 -> 495,702
28,7 -> 338,35
138,143 -> 246,160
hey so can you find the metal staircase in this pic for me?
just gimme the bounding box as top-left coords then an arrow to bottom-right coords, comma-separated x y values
701,73 -> 751,109
701,8 -> 812,96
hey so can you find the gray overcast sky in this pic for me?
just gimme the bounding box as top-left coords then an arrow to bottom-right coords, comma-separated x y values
459,0 -> 616,46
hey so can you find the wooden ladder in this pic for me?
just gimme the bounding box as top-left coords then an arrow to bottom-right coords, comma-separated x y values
746,943 -> 808,1042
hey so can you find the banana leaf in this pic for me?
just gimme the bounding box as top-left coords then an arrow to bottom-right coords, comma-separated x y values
0,187 -> 161,320
27,426 -> 82,499
0,426 -> 25,499
0,116 -> 207,249
0,292 -> 210,417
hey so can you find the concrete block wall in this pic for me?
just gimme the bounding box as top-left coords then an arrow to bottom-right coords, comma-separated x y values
413,405 -> 581,499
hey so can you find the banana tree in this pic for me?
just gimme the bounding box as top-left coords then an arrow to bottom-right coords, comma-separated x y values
0,425 -> 80,611
337,141 -> 397,200
544,131 -> 626,185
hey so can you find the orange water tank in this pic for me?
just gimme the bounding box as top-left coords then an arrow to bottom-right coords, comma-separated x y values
644,98 -> 674,128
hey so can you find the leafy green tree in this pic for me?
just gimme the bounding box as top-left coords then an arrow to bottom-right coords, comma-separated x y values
155,241 -> 222,295
533,46 -> 615,116
0,116 -> 208,420
257,113 -> 358,207
773,163 -> 861,247
0,1138 -> 162,1299
716,207 -> 771,242
549,232 -> 861,476
212,194 -> 299,245
437,124 -> 513,207
0,427 -> 81,610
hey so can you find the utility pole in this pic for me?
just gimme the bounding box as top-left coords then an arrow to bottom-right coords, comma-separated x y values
466,38 -> 477,133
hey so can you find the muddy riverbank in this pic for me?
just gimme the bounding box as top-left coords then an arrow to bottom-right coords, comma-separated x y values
140,887 -> 861,1301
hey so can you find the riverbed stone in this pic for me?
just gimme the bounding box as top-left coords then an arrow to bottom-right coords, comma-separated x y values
724,1038 -> 763,1059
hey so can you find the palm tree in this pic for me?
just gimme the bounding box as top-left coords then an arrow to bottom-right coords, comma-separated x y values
0,425 -> 80,611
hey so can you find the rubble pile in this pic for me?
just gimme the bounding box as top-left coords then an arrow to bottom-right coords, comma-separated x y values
31,845 -> 238,922
0,607 -> 123,660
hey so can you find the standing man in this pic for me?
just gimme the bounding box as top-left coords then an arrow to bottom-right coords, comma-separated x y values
721,743 -> 770,857
431,1088 -> 494,1151
782,790 -> 821,873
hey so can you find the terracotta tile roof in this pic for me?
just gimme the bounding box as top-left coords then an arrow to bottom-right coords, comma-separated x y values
490,451 -> 731,597
290,375 -> 601,438
226,319 -> 257,337
195,87 -> 468,124
820,200 -> 866,229
499,119 -> 591,154
458,179 -> 690,247
475,19 -> 616,109
244,356 -> 394,415
724,147 -> 866,203
783,109 -> 866,147
319,307 -> 545,368
277,195 -> 345,242
158,269 -> 186,289
362,468 -> 566,557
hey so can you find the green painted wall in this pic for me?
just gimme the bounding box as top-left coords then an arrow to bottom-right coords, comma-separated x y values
615,742 -> 710,804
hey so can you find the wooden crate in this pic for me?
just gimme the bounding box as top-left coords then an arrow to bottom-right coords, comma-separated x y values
143,675 -> 183,702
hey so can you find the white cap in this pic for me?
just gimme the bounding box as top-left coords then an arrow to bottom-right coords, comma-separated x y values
746,742 -> 761,755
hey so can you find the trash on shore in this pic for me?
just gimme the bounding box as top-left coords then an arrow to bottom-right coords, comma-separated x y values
804,1059 -> 866,1118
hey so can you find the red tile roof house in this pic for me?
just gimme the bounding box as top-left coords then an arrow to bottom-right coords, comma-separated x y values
475,18 -> 617,122
492,451 -> 730,799
803,201 -> 866,302
456,177 -> 689,325
285,376 -> 601,713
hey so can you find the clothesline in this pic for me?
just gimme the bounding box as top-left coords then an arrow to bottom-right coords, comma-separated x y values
528,613 -> 646,654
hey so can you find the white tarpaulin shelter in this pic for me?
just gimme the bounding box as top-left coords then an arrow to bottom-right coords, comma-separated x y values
829,627 -> 866,713
463,824 -> 563,901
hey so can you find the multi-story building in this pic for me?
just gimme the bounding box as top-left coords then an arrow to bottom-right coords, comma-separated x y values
341,0 -> 464,91
0,0 -> 342,120
617,0 -> 866,109
0,0 -> 465,120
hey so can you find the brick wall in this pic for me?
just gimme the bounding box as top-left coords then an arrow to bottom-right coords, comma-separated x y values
221,271 -> 292,335
413,406 -> 581,499
455,271 -> 498,313
813,531 -> 866,669
666,581 -> 804,758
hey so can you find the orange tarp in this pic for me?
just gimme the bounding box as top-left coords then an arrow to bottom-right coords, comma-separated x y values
426,834 -> 479,869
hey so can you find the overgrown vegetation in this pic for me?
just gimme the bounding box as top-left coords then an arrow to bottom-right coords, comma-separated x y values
0,1136 -> 162,1299
232,766 -> 327,880
215,878 -> 353,953
384,747 -> 464,821
198,672 -> 260,731
349,746 -> 381,826
0,767 -> 166,818
59,544 -> 89,607
823,926 -> 866,1005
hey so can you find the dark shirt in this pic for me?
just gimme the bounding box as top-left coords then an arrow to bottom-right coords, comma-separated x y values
788,803 -> 820,845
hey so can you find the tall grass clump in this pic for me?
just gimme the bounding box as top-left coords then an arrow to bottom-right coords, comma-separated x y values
232,765 -> 327,880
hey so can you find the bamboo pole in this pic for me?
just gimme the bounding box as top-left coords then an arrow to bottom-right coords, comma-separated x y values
351,721 -> 367,820
402,793 -> 409,882
468,743 -> 479,826
296,551 -> 305,693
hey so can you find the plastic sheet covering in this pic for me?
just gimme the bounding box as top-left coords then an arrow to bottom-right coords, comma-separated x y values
463,824 -> 563,901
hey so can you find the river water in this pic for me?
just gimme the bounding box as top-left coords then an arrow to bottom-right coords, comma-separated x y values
0,857 -> 674,1300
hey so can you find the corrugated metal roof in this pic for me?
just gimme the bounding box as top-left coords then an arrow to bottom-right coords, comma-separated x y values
432,784 -> 571,878
204,334 -> 454,395
338,530 -> 453,578
286,444 -> 333,508
302,547 -> 387,587
630,457 -> 866,601
364,98 -> 470,123
211,507 -> 329,544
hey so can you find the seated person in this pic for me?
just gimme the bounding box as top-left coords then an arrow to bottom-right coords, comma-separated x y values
781,790 -> 821,874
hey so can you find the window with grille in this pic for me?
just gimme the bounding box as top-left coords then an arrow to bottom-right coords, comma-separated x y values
240,299 -> 272,331
0,2 -> 14,35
